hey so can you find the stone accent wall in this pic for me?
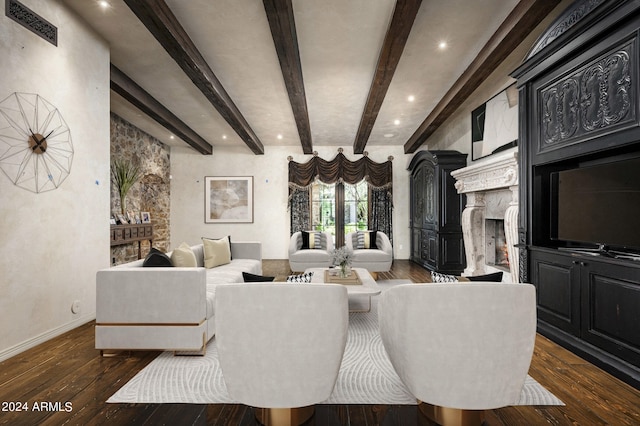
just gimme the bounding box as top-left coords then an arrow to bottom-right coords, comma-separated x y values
110,113 -> 170,264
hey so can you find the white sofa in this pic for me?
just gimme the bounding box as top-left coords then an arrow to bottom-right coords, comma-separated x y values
345,231 -> 393,273
288,231 -> 334,272
95,241 -> 261,354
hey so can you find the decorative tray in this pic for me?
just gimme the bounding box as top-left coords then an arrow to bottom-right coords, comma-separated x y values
324,269 -> 362,285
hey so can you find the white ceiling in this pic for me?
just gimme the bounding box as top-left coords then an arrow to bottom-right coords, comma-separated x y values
61,0 -> 526,154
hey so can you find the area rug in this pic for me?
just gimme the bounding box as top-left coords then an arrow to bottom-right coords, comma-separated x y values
108,287 -> 563,406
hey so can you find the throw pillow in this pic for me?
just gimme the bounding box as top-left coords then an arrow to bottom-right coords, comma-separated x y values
203,235 -> 233,259
143,247 -> 173,267
286,271 -> 314,283
467,272 -> 503,282
171,242 -> 197,267
242,272 -> 275,282
202,236 -> 231,268
355,231 -> 378,249
301,231 -> 326,250
431,271 -> 458,283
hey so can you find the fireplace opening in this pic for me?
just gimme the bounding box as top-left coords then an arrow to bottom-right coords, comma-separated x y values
485,219 -> 509,268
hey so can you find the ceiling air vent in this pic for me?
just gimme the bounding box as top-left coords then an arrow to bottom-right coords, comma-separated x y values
5,0 -> 57,46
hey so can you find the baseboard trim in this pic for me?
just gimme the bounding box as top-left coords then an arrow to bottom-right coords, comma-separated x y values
0,313 -> 95,362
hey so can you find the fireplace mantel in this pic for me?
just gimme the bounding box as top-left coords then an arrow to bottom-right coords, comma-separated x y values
451,151 -> 519,282
452,151 -> 518,194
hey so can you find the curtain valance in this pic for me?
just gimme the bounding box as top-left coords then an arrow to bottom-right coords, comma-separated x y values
288,152 -> 392,189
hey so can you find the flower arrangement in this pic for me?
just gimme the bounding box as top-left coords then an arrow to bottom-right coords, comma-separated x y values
330,246 -> 354,277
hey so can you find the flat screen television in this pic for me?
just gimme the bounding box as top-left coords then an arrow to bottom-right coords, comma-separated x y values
552,156 -> 640,252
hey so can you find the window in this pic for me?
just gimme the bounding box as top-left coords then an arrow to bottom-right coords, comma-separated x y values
311,180 -> 368,247
311,181 -> 335,237
344,180 -> 369,235
288,151 -> 393,243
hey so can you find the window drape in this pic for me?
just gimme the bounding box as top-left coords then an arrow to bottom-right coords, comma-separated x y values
288,151 -> 393,242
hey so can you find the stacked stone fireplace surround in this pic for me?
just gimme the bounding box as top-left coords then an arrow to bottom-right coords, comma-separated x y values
451,151 -> 519,283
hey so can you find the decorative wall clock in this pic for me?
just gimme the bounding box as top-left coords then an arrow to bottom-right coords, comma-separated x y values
0,92 -> 73,193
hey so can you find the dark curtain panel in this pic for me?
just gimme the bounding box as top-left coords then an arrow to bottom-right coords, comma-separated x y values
288,186 -> 310,234
370,187 -> 393,243
288,151 -> 393,238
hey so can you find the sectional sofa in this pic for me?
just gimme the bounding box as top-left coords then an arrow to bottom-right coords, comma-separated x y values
95,240 -> 262,354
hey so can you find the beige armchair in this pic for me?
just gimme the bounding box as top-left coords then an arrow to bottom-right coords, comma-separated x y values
215,283 -> 348,425
379,283 -> 536,426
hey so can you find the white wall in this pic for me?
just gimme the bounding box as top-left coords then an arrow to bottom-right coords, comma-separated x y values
425,0 -> 572,160
171,145 -> 412,259
0,0 -> 110,360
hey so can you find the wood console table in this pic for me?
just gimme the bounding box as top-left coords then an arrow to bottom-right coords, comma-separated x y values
110,224 -> 153,259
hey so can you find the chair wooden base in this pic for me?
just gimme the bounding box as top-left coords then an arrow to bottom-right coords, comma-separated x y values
255,406 -> 314,426
418,402 -> 485,426
100,350 -> 131,357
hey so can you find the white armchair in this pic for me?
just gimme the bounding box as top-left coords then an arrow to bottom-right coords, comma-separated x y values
345,231 -> 393,277
378,282 -> 536,425
288,231 -> 334,272
215,283 -> 348,425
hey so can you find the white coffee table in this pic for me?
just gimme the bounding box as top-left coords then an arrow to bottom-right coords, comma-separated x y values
304,267 -> 381,312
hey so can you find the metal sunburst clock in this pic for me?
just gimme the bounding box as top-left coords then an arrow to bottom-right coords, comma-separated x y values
0,92 -> 73,193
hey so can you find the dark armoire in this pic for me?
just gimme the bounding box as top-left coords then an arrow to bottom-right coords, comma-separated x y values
408,150 -> 467,274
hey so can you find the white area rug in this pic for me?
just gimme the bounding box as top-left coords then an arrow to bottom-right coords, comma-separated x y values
108,281 -> 563,406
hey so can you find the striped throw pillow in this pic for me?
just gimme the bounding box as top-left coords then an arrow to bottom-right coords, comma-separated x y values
301,231 -> 326,250
355,231 -> 378,249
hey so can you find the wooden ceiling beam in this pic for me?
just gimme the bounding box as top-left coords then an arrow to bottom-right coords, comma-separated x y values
263,0 -> 313,154
110,64 -> 213,155
354,0 -> 422,154
124,0 -> 265,155
403,0 -> 561,154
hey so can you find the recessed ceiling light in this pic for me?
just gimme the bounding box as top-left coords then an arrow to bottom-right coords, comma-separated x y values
222,134 -> 227,140
438,41 -> 448,50
384,133 -> 395,138
277,134 -> 283,140
393,119 -> 400,126
98,0 -> 110,9
407,95 -> 415,102
170,135 -> 175,140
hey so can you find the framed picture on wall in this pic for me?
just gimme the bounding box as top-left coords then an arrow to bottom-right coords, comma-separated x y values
471,83 -> 519,161
141,212 -> 151,223
205,176 -> 254,223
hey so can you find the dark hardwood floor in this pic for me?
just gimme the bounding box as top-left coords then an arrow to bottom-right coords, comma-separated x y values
1,260 -> 639,425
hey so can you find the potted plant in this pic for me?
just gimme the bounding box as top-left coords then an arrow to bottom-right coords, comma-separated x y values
111,159 -> 141,215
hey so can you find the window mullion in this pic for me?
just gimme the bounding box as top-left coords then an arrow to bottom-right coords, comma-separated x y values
335,183 -> 345,248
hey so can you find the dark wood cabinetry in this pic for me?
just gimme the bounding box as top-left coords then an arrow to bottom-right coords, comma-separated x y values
408,151 -> 467,274
530,248 -> 581,335
531,247 -> 640,377
513,0 -> 640,387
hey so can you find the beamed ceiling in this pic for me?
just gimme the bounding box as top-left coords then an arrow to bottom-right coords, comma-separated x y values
61,0 -> 561,155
